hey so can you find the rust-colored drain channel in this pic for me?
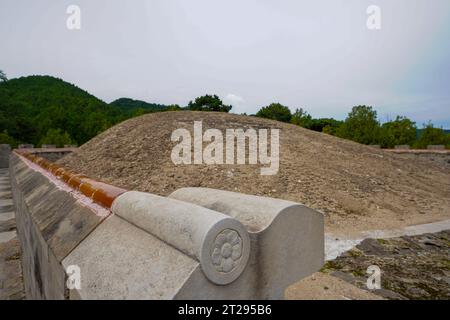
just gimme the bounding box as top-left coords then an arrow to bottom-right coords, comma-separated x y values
15,150 -> 128,209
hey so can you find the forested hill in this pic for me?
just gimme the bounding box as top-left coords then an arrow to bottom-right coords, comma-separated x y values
0,76 -> 128,147
110,98 -> 169,114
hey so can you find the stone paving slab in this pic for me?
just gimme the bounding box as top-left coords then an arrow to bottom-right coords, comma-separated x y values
0,230 -> 16,244
0,199 -> 13,205
0,212 -> 15,222
0,169 -> 24,300
0,205 -> 14,213
0,219 -> 15,233
0,238 -> 24,300
0,192 -> 12,199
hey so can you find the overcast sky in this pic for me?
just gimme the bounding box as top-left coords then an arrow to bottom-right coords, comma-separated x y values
1,0 -> 450,127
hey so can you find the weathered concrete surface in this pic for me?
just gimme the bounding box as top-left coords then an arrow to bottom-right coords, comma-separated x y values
169,187 -> 324,299
9,153 -> 108,299
63,215 -> 199,300
0,167 -> 25,300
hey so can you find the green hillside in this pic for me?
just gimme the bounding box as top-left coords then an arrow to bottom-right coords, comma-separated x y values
110,98 -> 169,114
0,76 -> 126,146
0,76 -> 226,148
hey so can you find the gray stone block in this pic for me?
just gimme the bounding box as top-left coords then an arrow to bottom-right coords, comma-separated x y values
9,152 -> 108,299
427,145 -> 446,150
169,188 -> 325,299
63,215 -> 199,300
18,144 -> 34,149
43,202 -> 104,261
112,191 -> 251,286
0,144 -> 11,168
64,188 -> 324,299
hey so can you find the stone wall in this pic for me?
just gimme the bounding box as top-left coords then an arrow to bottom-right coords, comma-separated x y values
0,145 -> 11,168
10,151 -> 324,300
21,148 -> 77,162
392,152 -> 450,170
9,153 -> 106,299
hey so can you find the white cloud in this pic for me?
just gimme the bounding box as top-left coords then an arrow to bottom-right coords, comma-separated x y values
224,94 -> 250,114
224,93 -> 244,104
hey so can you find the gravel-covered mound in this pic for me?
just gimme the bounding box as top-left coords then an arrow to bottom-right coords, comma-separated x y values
57,111 -> 450,234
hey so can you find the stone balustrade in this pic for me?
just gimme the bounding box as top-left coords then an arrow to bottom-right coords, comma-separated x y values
8,149 -> 324,300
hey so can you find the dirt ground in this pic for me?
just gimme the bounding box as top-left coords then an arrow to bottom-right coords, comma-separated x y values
285,272 -> 384,300
392,152 -> 450,172
320,230 -> 450,300
58,111 -> 450,235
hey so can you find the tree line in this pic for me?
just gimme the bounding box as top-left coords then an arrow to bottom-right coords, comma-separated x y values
255,103 -> 450,149
0,72 -> 448,149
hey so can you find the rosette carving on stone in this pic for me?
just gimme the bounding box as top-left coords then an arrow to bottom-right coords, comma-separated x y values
211,229 -> 243,273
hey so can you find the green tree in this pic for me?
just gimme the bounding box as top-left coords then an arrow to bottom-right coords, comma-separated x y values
290,107 -> 343,135
414,122 -> 448,149
0,70 -> 7,82
322,125 -> 334,135
187,94 -> 232,112
0,130 -> 17,147
291,108 -> 313,128
110,98 -> 169,114
0,75 -> 125,146
310,118 -> 343,134
132,108 -> 148,117
336,105 -> 381,145
380,116 -> 417,148
167,104 -> 181,111
39,128 -> 74,147
256,103 -> 292,123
